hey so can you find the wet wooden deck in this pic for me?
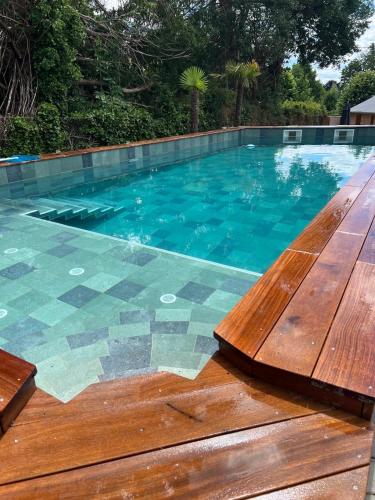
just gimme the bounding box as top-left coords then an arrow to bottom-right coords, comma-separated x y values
0,155 -> 374,497
215,155 -> 375,408
0,354 -> 373,499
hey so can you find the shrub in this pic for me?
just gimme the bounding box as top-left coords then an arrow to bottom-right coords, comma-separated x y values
0,116 -> 41,156
281,100 -> 327,125
36,103 -> 65,153
337,71 -> 375,113
65,96 -> 157,149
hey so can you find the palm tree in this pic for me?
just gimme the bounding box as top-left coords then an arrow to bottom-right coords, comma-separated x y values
225,61 -> 260,126
180,67 -> 208,133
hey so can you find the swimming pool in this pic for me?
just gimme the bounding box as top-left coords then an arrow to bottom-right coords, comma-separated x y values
52,144 -> 374,274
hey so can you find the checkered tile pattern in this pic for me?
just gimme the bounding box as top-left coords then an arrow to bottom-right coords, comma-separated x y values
0,204 -> 257,402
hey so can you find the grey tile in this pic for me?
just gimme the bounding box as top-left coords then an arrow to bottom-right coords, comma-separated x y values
0,262 -> 35,280
47,244 -> 77,258
120,309 -> 155,324
0,317 -> 48,340
106,279 -> 145,301
195,335 -> 218,355
51,231 -> 78,243
67,328 -> 109,349
150,321 -> 189,335
3,331 -> 46,356
220,277 -> 253,296
101,335 -> 152,373
6,165 -> 23,183
82,153 -> 93,168
124,251 -> 157,267
98,366 -> 156,382
58,285 -> 99,308
176,281 -> 215,304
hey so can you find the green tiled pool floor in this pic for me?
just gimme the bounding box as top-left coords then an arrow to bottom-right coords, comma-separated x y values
0,203 -> 258,402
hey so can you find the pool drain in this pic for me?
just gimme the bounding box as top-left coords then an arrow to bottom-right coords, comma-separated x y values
160,294 -> 177,304
69,268 -> 85,276
4,248 -> 18,254
0,309 -> 8,319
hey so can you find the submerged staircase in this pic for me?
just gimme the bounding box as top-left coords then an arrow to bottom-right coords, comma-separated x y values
18,197 -> 125,223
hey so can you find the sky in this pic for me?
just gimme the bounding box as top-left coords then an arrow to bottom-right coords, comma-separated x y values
102,1 -> 374,83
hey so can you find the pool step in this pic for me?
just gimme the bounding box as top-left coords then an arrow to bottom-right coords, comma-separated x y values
20,197 -> 125,223
0,350 -> 37,435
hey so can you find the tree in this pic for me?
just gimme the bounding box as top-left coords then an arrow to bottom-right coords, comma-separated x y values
324,87 -> 339,114
180,67 -> 208,132
224,61 -> 260,126
341,43 -> 375,86
337,71 -> 375,112
291,64 -> 324,102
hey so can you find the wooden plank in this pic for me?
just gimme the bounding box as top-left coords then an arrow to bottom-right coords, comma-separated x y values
337,179 -> 375,235
0,412 -> 371,499
215,250 -> 317,357
358,216 -> 375,264
346,156 -> 375,188
255,232 -> 364,376
313,261 -> 375,398
0,349 -> 36,434
289,185 -> 361,254
0,355 -> 328,486
254,467 -> 369,499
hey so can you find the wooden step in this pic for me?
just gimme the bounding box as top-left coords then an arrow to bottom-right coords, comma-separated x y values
215,160 -> 375,408
0,350 -> 37,435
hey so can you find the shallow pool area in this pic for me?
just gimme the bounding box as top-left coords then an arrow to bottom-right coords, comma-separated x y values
56,144 -> 374,273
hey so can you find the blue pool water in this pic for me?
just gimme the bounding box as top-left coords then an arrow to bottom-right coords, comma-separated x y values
60,144 -> 373,274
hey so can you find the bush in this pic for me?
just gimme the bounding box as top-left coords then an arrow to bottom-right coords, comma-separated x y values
36,103 -> 65,153
281,100 -> 327,125
0,116 -> 41,156
65,96 -> 157,149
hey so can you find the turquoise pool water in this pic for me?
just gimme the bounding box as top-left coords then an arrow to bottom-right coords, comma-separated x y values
58,144 -> 373,274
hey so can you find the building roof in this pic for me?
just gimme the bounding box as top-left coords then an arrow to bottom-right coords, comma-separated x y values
350,95 -> 375,114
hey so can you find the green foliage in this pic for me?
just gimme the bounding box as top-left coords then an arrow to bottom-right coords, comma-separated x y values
290,64 -> 324,102
65,95 -> 157,149
337,71 -> 375,112
281,101 -> 327,125
180,67 -> 208,93
323,87 -> 339,114
31,0 -> 85,106
36,103 -> 65,153
0,117 -> 41,156
224,60 -> 261,88
341,43 -> 375,86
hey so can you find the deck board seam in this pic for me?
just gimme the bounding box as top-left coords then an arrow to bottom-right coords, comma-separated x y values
0,408 -> 329,488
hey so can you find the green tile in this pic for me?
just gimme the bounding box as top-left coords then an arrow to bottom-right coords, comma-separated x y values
157,366 -> 199,380
109,322 -> 150,337
23,337 -> 71,364
187,321 -> 215,337
82,272 -> 121,292
190,306 -> 226,324
30,300 -> 77,326
152,334 -> 196,353
151,350 -> 202,370
155,308 -> 191,322
203,289 -> 241,311
8,290 -> 51,314
0,281 -> 30,302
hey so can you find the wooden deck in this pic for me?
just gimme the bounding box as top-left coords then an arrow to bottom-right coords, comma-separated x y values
215,155 -> 375,408
0,155 -> 374,497
0,354 -> 373,499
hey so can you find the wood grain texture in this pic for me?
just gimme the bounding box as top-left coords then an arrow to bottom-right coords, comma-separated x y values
289,185 -> 362,254
337,179 -> 375,235
256,232 -> 364,376
0,355 -> 327,486
0,349 -> 36,433
0,411 -> 371,499
254,467 -> 369,500
314,261 -> 375,398
215,250 -> 317,357
346,156 -> 375,188
359,216 -> 375,264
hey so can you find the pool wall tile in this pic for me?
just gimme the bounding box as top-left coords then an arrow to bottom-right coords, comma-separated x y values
1,127 -> 374,200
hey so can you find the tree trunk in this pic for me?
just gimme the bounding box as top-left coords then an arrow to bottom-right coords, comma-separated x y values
191,89 -> 199,133
234,82 -> 244,126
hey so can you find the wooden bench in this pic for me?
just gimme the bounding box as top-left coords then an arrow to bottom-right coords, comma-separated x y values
215,155 -> 375,415
0,349 -> 37,435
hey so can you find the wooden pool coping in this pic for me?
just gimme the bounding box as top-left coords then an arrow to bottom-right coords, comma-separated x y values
215,153 -> 375,409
